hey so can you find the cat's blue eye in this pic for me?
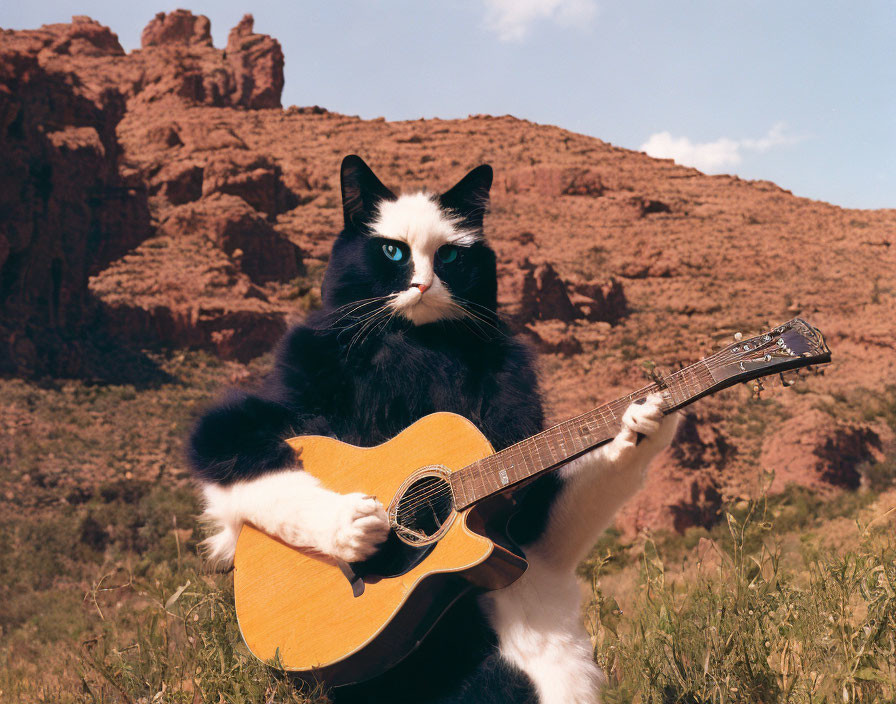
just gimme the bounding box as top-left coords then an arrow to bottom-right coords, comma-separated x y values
382,243 -> 404,262
438,246 -> 458,264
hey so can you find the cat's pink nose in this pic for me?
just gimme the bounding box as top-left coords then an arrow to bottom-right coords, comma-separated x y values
413,282 -> 430,294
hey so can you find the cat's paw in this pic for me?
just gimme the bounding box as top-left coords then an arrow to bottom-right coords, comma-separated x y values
327,493 -> 390,562
621,394 -> 665,438
620,393 -> 679,450
602,394 -> 676,463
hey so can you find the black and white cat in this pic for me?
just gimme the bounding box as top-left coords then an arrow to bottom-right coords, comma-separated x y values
188,156 -> 679,704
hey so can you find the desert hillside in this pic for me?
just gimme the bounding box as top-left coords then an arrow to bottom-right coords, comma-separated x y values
1,12 -> 894,534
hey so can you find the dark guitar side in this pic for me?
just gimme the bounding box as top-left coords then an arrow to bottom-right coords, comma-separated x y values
233,412 -> 528,687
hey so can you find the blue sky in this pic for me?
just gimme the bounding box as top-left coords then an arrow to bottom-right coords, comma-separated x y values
4,1 -> 894,209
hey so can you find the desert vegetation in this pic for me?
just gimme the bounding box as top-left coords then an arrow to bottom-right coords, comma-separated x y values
2,352 -> 895,703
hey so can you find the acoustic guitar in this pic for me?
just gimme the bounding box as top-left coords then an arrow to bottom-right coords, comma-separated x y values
233,318 -> 831,686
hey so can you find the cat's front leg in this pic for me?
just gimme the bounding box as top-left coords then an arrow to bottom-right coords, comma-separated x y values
200,470 -> 390,567
530,394 -> 679,570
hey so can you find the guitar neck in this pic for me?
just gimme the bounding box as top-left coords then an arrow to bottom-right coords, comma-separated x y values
449,361 -> 711,510
449,317 -> 831,510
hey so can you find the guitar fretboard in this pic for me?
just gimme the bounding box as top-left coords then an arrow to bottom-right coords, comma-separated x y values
449,360 -> 715,509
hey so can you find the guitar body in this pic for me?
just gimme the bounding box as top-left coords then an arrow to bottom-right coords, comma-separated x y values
233,412 -> 528,686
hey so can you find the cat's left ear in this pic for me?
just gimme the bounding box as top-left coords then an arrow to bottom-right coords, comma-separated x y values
341,155 -> 397,229
439,164 -> 493,231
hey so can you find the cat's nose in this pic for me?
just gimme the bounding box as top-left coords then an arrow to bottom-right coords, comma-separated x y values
412,282 -> 430,294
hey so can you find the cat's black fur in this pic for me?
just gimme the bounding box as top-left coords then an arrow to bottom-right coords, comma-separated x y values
188,156 -> 562,703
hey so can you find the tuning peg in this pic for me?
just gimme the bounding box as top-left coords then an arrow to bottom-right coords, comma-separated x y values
751,380 -> 764,399
647,366 -> 670,387
779,372 -> 796,387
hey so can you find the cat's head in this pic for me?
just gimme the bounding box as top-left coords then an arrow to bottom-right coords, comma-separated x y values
321,155 -> 497,327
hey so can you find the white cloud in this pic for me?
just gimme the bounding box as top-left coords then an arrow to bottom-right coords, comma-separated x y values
483,0 -> 598,42
640,123 -> 802,173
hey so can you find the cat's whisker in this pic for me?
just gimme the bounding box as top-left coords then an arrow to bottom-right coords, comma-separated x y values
345,306 -> 393,357
445,299 -> 505,337
322,297 -> 391,330
333,311 -> 380,341
360,310 -> 396,350
450,295 -> 503,324
449,294 -> 499,316
330,299 -> 395,338
356,311 -> 394,353
462,315 -> 500,341
321,297 -> 384,322
344,310 -> 385,352
439,301 -> 490,340
456,315 -> 491,341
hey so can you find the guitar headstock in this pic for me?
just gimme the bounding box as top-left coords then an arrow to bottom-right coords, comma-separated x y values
706,318 -> 831,387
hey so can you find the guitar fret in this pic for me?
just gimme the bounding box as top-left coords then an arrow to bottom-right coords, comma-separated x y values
522,438 -> 536,478
458,470 -> 470,506
570,421 -> 581,451
558,424 -> 569,456
451,466 -> 469,507
570,421 -> 584,453
544,428 -> 558,465
491,458 -> 505,492
673,374 -> 683,406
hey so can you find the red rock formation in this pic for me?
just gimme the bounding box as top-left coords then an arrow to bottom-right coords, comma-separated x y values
226,15 -> 284,110
127,11 -> 283,109
159,195 -> 303,284
141,10 -> 213,47
201,152 -> 296,216
520,261 -> 582,323
571,279 -> 627,324
0,12 -> 291,372
517,261 -> 627,325
0,24 -> 149,375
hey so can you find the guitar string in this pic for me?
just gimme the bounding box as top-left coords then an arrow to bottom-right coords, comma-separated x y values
394,478 -> 448,519
395,492 -> 454,527
392,338 -> 811,516
395,489 -> 453,528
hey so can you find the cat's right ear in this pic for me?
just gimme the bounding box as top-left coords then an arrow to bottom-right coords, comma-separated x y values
340,155 -> 396,229
439,164 -> 493,231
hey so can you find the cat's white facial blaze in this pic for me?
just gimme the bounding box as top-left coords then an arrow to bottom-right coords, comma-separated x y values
370,193 -> 478,325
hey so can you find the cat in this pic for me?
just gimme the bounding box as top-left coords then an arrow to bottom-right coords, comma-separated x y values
188,155 -> 680,704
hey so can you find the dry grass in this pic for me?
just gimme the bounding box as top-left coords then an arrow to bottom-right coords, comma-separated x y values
587,487 -> 896,703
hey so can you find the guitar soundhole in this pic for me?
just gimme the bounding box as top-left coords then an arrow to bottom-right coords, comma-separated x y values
391,472 -> 455,546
